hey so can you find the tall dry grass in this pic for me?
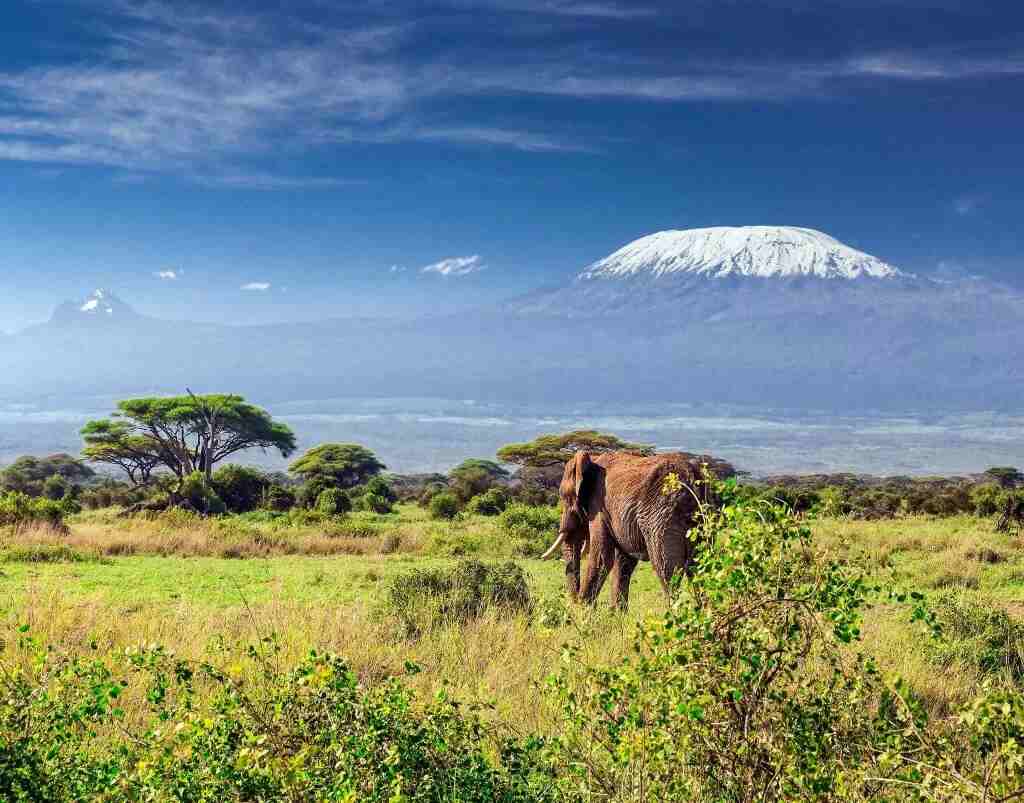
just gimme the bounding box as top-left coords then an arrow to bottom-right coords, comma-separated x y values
6,582 -> 632,735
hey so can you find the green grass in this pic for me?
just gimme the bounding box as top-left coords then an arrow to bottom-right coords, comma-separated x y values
1,552 -> 665,610
1,505 -> 1020,728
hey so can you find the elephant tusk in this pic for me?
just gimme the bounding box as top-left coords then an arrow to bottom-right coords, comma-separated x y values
540,532 -> 565,560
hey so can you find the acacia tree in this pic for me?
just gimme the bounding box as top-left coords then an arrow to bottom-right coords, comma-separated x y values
289,443 -> 385,489
80,420 -> 164,486
81,393 -> 296,487
496,430 -> 654,468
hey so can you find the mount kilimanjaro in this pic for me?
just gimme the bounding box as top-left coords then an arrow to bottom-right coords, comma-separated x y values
1,226 -> 1020,411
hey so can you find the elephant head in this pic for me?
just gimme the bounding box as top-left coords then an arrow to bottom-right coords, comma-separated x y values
541,451 -> 599,599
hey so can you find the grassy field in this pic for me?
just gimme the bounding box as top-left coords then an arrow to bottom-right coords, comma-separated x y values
2,505 -> 1021,732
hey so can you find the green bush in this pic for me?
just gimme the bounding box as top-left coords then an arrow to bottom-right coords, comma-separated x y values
0,491 -> 75,530
972,483 -> 1005,517
417,481 -> 448,508
177,471 -> 227,515
382,560 -> 532,636
355,492 -> 393,514
930,591 -> 1024,681
428,492 -> 460,520
546,480 -> 1024,801
261,484 -> 296,512
315,487 -> 351,516
466,487 -> 510,516
498,503 -> 560,557
0,634 -> 554,802
363,475 -> 397,503
212,465 -> 270,513
296,475 -> 335,508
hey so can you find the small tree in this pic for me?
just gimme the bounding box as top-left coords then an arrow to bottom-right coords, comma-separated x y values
449,459 -> 510,483
289,444 -> 385,489
0,454 -> 94,496
984,467 -> 1024,489
497,430 -> 653,469
213,465 -> 271,514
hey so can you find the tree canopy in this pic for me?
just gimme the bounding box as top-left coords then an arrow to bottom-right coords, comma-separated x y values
984,467 -> 1024,489
496,430 -> 654,468
0,454 -> 94,496
289,443 -> 385,489
449,459 -> 510,482
81,393 -> 296,486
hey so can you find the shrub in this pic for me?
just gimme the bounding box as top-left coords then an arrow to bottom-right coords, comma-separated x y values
498,503 -> 560,557
417,482 -> 448,508
427,529 -> 483,557
0,491 -> 74,531
296,475 -> 335,509
363,475 -> 397,503
315,487 -> 351,516
261,484 -> 296,512
0,453 -> 93,497
212,464 -> 271,513
383,560 -> 532,636
177,471 -> 227,515
0,634 -> 555,802
449,467 -> 497,505
929,591 -> 1024,681
545,481 -> 1024,801
355,492 -> 393,514
78,479 -> 146,510
466,487 -> 510,516
429,492 -> 460,520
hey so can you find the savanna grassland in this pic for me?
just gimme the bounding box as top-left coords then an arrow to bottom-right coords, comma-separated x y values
3,500 -> 1024,800
2,506 -> 1021,726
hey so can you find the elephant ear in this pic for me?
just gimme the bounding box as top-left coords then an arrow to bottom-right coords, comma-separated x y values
573,451 -> 596,516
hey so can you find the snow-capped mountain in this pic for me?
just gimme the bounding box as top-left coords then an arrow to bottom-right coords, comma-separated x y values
49,289 -> 139,325
1,227 -> 1021,412
579,226 -> 904,281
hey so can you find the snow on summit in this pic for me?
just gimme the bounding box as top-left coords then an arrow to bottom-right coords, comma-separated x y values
580,226 -> 904,281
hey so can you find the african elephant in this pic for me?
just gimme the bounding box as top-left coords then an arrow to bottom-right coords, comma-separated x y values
540,450 -> 733,610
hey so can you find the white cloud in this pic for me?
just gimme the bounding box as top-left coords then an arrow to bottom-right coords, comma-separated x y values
241,281 -> 271,291
421,255 -> 485,276
389,264 -> 407,273
154,269 -> 179,280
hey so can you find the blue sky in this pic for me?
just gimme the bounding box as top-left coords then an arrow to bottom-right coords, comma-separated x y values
1,0 -> 1022,330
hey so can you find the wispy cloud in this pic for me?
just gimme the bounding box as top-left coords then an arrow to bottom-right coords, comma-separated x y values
411,126 -> 593,152
846,53 -> 1024,80
389,264 -> 407,273
241,281 -> 271,291
154,269 -> 179,280
421,255 -> 485,276
0,1 -> 1018,184
446,0 -> 655,18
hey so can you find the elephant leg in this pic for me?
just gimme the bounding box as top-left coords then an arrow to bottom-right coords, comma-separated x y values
610,551 -> 638,611
580,516 -> 614,605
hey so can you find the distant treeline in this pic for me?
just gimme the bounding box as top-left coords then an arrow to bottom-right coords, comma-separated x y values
742,467 -> 1024,520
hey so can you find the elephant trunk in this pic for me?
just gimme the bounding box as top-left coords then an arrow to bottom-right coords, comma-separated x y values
565,539 -> 582,601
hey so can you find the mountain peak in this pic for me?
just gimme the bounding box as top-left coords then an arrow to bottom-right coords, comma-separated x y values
579,226 -> 905,281
50,289 -> 138,325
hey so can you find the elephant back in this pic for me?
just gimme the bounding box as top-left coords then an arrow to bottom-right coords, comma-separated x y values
635,452 -> 734,532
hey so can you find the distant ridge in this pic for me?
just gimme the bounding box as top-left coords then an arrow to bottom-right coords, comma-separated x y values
579,226 -> 905,281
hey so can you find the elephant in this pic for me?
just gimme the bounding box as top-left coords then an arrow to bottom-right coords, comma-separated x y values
540,450 -> 734,610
